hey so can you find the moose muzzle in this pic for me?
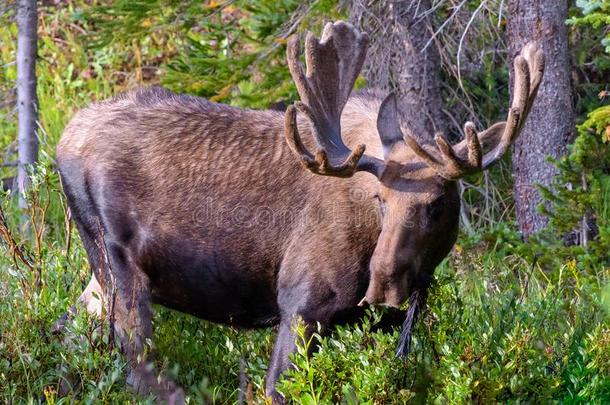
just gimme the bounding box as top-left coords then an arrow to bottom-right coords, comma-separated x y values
359,269 -> 409,308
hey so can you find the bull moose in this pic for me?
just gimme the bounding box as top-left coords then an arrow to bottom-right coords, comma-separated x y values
56,20 -> 544,403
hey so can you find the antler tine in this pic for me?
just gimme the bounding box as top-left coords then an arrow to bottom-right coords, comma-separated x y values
284,105 -> 315,168
520,42 -> 545,126
464,122 -> 482,169
287,36 -> 311,110
434,133 -> 463,173
403,133 -> 444,170
284,21 -> 382,178
465,42 -> 544,171
403,125 -> 483,180
284,103 -> 366,177
481,46 -> 535,168
406,42 -> 544,180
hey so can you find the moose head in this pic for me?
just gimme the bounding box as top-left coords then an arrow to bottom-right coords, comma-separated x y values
283,22 -> 544,309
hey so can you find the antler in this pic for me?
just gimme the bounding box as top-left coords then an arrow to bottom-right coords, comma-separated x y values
403,42 -> 545,180
284,21 -> 383,178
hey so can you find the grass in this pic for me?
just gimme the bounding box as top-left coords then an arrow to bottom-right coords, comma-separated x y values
1,2 -> 609,404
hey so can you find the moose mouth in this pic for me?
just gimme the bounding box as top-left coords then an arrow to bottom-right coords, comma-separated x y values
359,274 -> 408,309
358,276 -> 420,358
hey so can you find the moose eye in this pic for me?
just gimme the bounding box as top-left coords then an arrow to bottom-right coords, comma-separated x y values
372,192 -> 385,204
372,193 -> 387,216
426,198 -> 443,221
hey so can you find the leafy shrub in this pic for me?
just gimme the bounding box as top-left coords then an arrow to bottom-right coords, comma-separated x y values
540,105 -> 610,261
568,0 -> 610,53
278,256 -> 610,403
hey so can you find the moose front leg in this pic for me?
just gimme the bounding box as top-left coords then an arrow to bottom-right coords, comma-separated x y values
266,315 -> 315,404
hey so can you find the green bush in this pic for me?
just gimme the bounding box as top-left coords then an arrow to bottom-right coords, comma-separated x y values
277,254 -> 609,403
540,106 -> 610,261
568,0 -> 610,53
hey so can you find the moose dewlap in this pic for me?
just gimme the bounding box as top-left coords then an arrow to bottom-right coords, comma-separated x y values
56,20 -> 544,403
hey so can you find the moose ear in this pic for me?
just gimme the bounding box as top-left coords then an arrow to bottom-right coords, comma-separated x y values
376,93 -> 405,160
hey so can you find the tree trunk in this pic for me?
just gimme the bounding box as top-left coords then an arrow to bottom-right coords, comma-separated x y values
349,0 -> 446,141
508,0 -> 574,237
16,0 -> 38,211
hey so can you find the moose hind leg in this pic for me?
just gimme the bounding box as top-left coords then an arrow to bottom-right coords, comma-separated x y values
78,274 -> 104,316
104,241 -> 184,404
52,220 -> 105,335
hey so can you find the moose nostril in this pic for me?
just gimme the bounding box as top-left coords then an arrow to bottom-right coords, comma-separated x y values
385,287 -> 406,308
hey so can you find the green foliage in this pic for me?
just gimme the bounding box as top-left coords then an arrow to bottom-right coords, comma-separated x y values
277,312 -> 413,404
569,0 -> 610,118
0,167 -> 131,403
278,256 -> 610,403
84,0 -> 344,108
536,106 -> 610,266
568,0 -> 610,53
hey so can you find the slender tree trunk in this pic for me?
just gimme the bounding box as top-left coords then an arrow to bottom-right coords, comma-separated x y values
349,0 -> 446,141
508,0 -> 574,238
16,0 -> 38,211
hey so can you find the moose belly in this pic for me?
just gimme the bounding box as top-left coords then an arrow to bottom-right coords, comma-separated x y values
144,239 -> 281,328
